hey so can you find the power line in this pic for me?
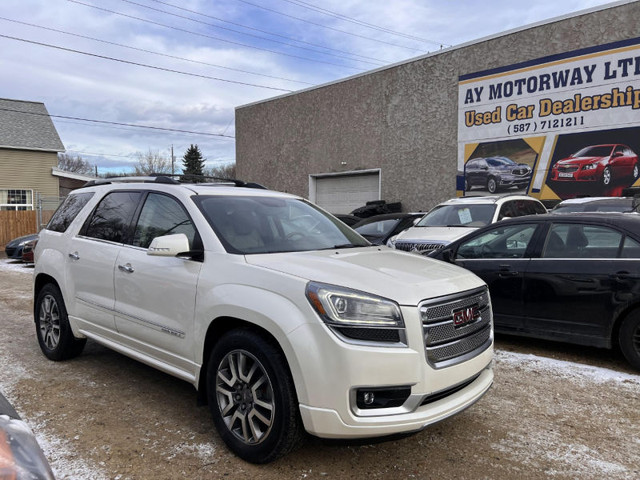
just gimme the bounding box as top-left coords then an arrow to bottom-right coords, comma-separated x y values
0,106 -> 236,139
147,0 -> 389,63
67,0 -> 369,71
231,0 -> 430,53
121,0 -> 388,65
0,16 -> 315,86
0,34 -> 294,92
278,0 -> 451,47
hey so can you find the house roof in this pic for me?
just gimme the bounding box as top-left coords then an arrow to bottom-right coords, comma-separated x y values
0,98 -> 65,152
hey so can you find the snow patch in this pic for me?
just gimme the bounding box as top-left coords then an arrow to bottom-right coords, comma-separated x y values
0,258 -> 34,274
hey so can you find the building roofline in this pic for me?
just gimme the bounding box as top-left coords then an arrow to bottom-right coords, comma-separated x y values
51,167 -> 96,181
0,145 -> 64,153
236,0 -> 633,110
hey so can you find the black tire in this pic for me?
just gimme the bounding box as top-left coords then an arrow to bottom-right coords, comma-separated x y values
34,283 -> 86,361
465,178 -> 471,192
619,311 -> 640,370
207,329 -> 303,463
602,166 -> 612,186
487,177 -> 498,194
633,163 -> 639,180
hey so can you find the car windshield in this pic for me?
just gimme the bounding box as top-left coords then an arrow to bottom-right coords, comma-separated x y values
552,201 -> 633,213
416,204 -> 496,227
572,145 -> 614,157
486,157 -> 515,167
355,219 -> 399,237
194,195 -> 369,254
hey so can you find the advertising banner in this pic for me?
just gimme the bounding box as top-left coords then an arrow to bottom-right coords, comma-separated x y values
458,37 -> 640,201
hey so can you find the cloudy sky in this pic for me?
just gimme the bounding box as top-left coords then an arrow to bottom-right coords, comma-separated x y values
0,0 -> 620,173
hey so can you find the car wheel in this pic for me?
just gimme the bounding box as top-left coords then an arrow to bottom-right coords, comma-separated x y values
633,163 -> 639,180
619,311 -> 640,370
207,329 -> 303,463
487,177 -> 498,194
35,283 -> 86,361
602,166 -> 611,186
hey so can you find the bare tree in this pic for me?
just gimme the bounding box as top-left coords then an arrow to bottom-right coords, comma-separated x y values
133,149 -> 172,175
208,162 -> 236,179
57,153 -> 95,175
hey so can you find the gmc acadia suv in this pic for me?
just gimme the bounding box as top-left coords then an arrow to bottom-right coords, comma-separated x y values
33,177 -> 494,463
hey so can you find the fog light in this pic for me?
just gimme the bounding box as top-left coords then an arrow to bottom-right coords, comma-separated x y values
356,386 -> 411,409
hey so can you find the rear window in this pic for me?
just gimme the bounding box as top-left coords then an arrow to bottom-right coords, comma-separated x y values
46,192 -> 94,233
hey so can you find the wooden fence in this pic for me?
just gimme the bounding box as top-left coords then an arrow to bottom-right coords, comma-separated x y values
0,210 -> 38,248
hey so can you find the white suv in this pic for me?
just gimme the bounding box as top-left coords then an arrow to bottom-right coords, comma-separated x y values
34,177 -> 494,463
389,195 -> 547,255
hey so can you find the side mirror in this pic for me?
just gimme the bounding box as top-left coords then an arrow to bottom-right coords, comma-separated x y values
441,248 -> 454,263
147,233 -> 191,257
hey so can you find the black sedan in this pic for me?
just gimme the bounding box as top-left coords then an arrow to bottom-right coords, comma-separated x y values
4,233 -> 39,259
429,213 -> 640,370
353,213 -> 423,245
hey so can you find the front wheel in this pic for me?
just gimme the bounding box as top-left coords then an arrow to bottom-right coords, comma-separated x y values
207,330 -> 303,463
35,284 -> 86,361
632,163 -> 639,180
602,166 -> 611,186
619,311 -> 640,370
487,177 -> 498,194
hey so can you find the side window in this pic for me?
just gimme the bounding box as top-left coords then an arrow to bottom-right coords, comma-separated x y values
533,201 -> 547,214
83,191 -> 142,243
498,201 -> 516,220
621,237 -> 640,258
46,192 -> 94,233
133,193 -> 196,249
456,224 -> 537,259
543,224 -> 623,258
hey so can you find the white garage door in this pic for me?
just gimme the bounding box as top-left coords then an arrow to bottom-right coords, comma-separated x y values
313,172 -> 380,214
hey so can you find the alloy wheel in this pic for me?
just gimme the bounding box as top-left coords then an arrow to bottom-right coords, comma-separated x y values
39,294 -> 61,350
216,350 -> 275,445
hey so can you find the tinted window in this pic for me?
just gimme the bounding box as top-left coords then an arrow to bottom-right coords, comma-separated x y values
133,193 -> 196,249
543,224 -> 623,259
573,145 -> 613,157
83,191 -> 142,243
355,219 -> 399,237
621,236 -> 640,258
457,224 -> 537,259
46,192 -> 94,233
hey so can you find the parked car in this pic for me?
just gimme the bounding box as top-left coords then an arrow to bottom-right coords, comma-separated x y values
464,156 -> 532,193
33,176 -> 494,463
430,213 -> 640,370
388,195 -> 546,255
4,233 -> 38,260
21,237 -> 38,263
332,213 -> 361,227
550,144 -> 639,186
551,196 -> 636,214
353,213 -> 424,245
0,390 -> 55,479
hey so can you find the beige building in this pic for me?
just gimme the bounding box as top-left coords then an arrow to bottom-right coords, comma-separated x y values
0,98 -> 65,210
236,1 -> 640,213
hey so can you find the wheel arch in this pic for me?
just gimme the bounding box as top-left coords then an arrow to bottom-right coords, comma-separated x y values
33,273 -> 61,320
611,302 -> 640,352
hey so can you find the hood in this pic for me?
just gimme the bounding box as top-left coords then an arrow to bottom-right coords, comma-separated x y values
7,234 -> 39,246
557,156 -> 605,166
395,226 -> 479,243
245,247 -> 484,306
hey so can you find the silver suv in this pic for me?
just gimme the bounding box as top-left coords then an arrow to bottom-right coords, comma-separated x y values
34,177 -> 494,463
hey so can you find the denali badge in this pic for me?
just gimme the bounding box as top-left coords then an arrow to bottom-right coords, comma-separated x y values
452,304 -> 480,328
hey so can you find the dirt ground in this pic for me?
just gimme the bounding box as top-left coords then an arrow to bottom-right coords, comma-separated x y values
1,259 -> 638,480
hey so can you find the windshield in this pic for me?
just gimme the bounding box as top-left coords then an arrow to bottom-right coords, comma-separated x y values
355,219 -> 399,237
194,195 -> 369,254
486,157 -> 516,167
572,145 -> 613,157
416,204 -> 496,227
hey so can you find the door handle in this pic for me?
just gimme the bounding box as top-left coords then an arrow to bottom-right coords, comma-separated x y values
612,271 -> 630,280
118,263 -> 135,274
68,252 -> 79,260
498,265 -> 519,277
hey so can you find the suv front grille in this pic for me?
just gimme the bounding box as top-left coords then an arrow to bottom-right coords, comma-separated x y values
420,287 -> 492,368
395,242 -> 445,255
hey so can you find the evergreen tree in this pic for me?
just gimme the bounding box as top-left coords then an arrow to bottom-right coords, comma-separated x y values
182,144 -> 206,180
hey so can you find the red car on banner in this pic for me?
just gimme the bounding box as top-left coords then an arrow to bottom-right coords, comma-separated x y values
550,144 -> 639,187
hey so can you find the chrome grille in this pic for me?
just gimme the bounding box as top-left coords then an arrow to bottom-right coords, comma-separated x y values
420,286 -> 492,368
558,165 -> 579,173
395,242 -> 446,255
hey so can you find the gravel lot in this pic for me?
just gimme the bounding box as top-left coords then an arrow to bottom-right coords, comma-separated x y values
0,256 -> 638,479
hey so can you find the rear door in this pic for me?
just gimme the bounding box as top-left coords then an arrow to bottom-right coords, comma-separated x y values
523,221 -> 640,346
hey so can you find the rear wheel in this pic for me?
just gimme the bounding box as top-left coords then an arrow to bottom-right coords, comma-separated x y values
35,284 -> 86,360
207,330 -> 302,463
619,311 -> 640,370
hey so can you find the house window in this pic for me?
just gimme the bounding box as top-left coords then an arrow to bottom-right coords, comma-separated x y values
0,189 -> 34,210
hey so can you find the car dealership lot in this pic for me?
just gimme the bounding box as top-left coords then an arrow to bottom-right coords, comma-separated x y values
0,258 -> 638,479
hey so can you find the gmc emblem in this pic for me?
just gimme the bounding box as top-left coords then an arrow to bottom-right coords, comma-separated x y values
452,304 -> 480,328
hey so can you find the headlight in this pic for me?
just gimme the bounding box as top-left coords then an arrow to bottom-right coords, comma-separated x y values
386,235 -> 398,248
583,163 -> 597,170
306,282 -> 406,345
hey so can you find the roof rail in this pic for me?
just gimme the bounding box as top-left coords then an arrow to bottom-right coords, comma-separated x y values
82,174 -> 267,189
